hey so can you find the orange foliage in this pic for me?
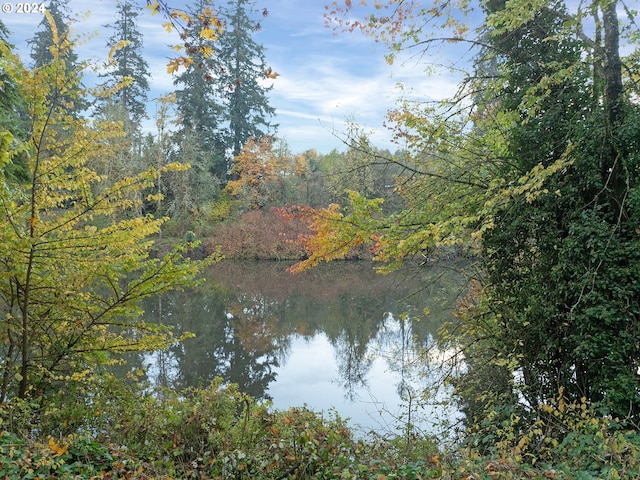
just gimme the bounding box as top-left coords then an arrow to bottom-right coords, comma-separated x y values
205,209 -> 308,260
276,203 -> 372,273
226,137 -> 280,209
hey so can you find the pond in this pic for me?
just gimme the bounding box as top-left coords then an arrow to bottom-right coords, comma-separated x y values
124,260 -> 467,435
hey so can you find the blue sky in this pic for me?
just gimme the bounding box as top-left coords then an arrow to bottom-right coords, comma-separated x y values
2,0 -> 465,153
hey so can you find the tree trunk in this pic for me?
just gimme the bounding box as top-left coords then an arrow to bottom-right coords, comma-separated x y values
601,0 -> 625,211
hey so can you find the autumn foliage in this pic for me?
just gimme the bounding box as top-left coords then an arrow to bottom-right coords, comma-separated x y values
0,19 -> 215,402
276,191 -> 382,273
205,209 -> 308,260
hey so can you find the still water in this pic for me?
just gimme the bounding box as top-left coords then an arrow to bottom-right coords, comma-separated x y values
130,260 -> 466,434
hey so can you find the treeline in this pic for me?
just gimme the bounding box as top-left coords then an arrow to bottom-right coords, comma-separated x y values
4,0 -> 407,252
3,0 -> 285,239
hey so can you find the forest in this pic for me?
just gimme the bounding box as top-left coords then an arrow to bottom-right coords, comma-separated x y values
0,0 -> 639,478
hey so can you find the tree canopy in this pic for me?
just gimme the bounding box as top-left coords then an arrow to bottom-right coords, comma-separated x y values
0,19 -> 216,402
98,0 -> 151,126
294,0 -> 640,427
215,0 -> 277,159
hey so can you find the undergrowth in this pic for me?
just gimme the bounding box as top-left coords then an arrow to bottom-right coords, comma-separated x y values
0,378 -> 638,479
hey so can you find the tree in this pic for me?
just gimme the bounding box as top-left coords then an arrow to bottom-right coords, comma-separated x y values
165,127 -> 221,229
225,136 -> 278,209
0,20 -> 29,182
154,0 -> 224,74
0,31 -> 215,402
99,0 -> 151,126
215,0 -> 276,160
173,0 -> 227,180
471,0 -> 640,422
29,0 -> 74,68
28,0 -> 87,115
301,0 -> 640,425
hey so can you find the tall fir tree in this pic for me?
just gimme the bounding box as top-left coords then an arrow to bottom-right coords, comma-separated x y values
173,0 -> 226,180
28,0 -> 86,115
216,0 -> 276,160
99,0 -> 151,127
29,0 -> 76,67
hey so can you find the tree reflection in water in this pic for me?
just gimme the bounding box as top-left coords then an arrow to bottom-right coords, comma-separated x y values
118,260 -> 466,430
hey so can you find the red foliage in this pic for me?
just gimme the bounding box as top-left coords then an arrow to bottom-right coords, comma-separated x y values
205,209 -> 309,260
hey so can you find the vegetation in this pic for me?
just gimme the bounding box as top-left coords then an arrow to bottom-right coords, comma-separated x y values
98,0 -> 151,127
0,0 -> 639,477
0,379 -> 638,478
0,12 -> 216,404
306,0 -> 640,430
215,0 -> 277,159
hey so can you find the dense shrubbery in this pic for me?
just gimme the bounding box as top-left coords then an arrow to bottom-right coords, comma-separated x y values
206,209 -> 309,260
1,376 -> 638,479
0,377 -> 439,479
205,209 -> 372,261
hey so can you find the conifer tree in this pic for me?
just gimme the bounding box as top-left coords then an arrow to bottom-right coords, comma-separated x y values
216,0 -> 276,160
173,0 -> 226,180
29,0 -> 76,68
28,0 -> 86,115
99,0 -> 151,126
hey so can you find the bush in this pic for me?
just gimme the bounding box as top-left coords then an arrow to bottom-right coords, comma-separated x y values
0,373 -> 445,479
206,209 -> 310,260
458,388 -> 640,479
3,375 -> 635,479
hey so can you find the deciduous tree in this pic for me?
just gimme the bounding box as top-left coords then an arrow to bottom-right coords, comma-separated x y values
0,30 -> 215,402
226,136 -> 278,209
303,0 -> 640,425
0,20 -> 29,183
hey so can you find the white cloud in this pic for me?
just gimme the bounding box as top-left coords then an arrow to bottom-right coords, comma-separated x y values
1,0 -> 463,153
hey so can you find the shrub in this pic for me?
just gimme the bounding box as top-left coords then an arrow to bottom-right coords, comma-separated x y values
206,209 -> 309,260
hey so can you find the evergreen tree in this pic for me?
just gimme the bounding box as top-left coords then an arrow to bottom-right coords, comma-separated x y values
173,0 -> 226,180
29,0 -> 77,68
28,0 -> 86,114
99,0 -> 151,126
473,0 -> 640,422
216,0 -> 276,160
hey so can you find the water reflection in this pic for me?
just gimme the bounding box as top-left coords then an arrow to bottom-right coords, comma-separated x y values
123,260 -> 465,430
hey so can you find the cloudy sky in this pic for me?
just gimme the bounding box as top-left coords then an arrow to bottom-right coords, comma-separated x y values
2,0 -> 467,153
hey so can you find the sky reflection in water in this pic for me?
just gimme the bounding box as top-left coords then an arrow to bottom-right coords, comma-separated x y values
136,260 -> 466,435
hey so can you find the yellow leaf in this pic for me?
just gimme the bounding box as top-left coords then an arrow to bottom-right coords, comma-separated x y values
201,45 -> 215,59
200,27 -> 218,41
48,437 -> 68,457
167,58 -> 182,75
171,10 -> 191,23
146,2 -> 160,16
108,40 -> 131,61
